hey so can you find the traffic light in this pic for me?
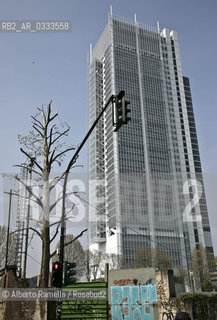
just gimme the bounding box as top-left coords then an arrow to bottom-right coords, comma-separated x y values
113,91 -> 131,132
122,99 -> 131,124
51,261 -> 62,287
64,262 -> 76,286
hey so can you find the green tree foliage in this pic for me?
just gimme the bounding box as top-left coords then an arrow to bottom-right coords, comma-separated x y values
55,234 -> 86,280
202,278 -> 213,292
181,293 -> 217,320
176,266 -> 188,285
132,247 -> 172,271
190,244 -> 214,290
133,247 -> 153,268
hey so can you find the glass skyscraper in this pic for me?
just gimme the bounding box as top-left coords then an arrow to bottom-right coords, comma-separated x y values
88,11 -> 213,270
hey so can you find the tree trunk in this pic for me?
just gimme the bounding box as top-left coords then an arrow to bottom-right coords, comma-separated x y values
40,178 -> 50,288
38,178 -> 50,320
40,226 -> 50,288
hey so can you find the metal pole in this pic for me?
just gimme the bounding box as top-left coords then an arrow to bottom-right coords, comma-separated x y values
59,94 -> 115,281
4,189 -> 13,288
5,189 -> 13,269
56,94 -> 115,319
23,169 -> 32,279
67,94 -> 115,170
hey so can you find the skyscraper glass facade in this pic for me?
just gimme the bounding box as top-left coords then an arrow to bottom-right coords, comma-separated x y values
88,13 -> 213,270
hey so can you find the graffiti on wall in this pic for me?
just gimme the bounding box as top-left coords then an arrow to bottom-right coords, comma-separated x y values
113,279 -> 135,286
111,284 -> 157,320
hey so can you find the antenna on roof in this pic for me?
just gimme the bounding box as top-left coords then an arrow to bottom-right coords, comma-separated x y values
134,13 -> 137,24
108,5 -> 113,22
89,43 -> 92,64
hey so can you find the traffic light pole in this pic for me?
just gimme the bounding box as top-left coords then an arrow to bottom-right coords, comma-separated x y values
56,94 -> 115,319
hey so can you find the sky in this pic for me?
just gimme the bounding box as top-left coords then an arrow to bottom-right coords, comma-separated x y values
0,0 -> 216,276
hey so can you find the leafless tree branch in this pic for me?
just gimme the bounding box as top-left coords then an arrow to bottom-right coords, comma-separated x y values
47,101 -> 52,122
49,163 -> 81,192
32,122 -> 44,132
20,148 -> 43,172
48,125 -> 56,149
31,115 -> 44,130
49,223 -> 61,244
64,228 -> 87,248
49,204 -> 75,227
4,190 -> 42,208
14,174 -> 43,207
50,128 -> 70,146
49,106 -> 58,123
13,164 -> 42,176
49,220 -> 64,228
51,147 -> 75,164
10,227 -> 42,239
49,172 -> 66,191
50,228 -> 87,258
33,125 -> 44,137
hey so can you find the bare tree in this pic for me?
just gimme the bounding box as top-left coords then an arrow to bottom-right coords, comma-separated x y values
13,102 -> 87,290
88,249 -> 105,281
104,253 -> 123,270
83,250 -> 124,280
83,249 -> 109,280
157,280 -> 184,316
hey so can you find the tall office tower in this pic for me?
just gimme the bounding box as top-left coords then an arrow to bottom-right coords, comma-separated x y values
88,11 -> 213,270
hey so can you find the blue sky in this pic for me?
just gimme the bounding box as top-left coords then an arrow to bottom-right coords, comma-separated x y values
0,0 -> 216,172
0,0 -> 217,275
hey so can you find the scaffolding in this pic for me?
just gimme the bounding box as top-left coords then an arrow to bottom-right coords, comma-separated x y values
15,166 -> 28,276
